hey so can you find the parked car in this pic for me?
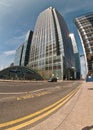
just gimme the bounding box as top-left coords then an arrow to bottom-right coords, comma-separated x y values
48,77 -> 57,82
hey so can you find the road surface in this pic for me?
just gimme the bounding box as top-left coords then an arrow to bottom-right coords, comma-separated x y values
0,80 -> 81,130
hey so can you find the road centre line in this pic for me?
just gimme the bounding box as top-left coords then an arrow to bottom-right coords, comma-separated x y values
0,92 -> 27,95
0,89 -> 44,95
0,86 -> 60,95
0,87 -> 60,101
0,86 -> 80,129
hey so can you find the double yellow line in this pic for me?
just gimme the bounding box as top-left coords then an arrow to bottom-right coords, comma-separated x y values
0,86 -> 80,130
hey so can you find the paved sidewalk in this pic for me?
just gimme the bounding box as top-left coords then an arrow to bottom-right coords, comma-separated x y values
30,81 -> 93,130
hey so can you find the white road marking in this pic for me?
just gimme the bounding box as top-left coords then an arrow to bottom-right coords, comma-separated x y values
0,92 -> 28,95
0,86 -> 61,95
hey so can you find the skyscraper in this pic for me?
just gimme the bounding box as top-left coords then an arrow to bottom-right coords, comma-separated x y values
14,44 -> 24,66
14,30 -> 33,66
28,7 -> 75,80
21,30 -> 33,66
69,33 -> 81,79
75,13 -> 93,77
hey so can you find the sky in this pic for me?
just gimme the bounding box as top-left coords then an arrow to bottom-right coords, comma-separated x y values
0,0 -> 93,77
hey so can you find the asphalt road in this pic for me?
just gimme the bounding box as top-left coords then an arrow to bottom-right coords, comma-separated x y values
0,80 -> 81,129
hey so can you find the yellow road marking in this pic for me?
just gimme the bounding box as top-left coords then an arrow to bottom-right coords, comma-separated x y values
6,87 -> 79,130
0,86 -> 80,129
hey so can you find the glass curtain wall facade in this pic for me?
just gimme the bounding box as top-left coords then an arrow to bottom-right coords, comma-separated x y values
14,44 -> 24,66
28,7 -> 75,80
14,30 -> 33,66
75,13 -> 93,76
69,33 -> 81,79
21,30 -> 33,66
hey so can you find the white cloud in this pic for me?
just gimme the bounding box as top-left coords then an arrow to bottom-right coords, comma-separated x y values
4,50 -> 16,56
0,52 -> 15,69
6,33 -> 26,46
62,0 -> 93,16
0,66 -> 4,71
0,1 -> 10,7
14,34 -> 26,41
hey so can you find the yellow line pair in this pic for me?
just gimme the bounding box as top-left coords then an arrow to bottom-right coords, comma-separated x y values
0,86 -> 80,130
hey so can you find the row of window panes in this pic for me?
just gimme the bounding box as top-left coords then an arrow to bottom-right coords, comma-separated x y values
88,37 -> 93,41
45,60 -> 61,65
31,62 -> 61,69
45,65 -> 61,70
31,52 -> 56,60
80,27 -> 93,33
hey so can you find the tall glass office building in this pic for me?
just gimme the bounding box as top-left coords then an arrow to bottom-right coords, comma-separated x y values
14,44 -> 24,66
75,13 -> 93,77
21,30 -> 33,66
69,33 -> 81,79
14,30 -> 33,66
28,7 -> 75,80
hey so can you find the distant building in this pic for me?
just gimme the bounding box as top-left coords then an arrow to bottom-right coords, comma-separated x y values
28,7 -> 75,80
75,13 -> 93,77
10,62 -> 14,67
14,30 -> 33,66
14,44 -> 24,66
21,31 -> 33,66
69,33 -> 81,79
